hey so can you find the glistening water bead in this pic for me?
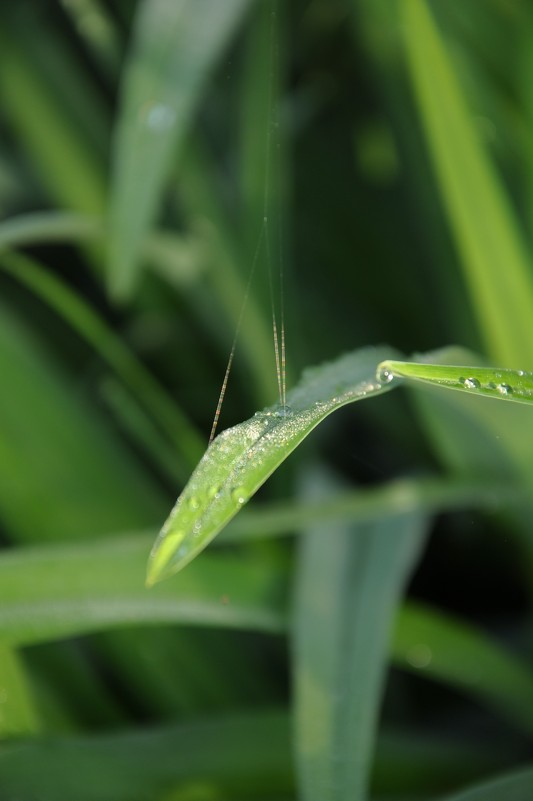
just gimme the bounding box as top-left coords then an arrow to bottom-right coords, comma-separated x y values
462,377 -> 481,389
377,367 -> 394,384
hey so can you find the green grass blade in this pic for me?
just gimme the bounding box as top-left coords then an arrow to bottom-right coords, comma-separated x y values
402,0 -> 533,367
0,251 -> 203,474
438,766 -> 533,801
0,645 -> 40,738
221,475 -> 521,543
393,602 -> 533,736
109,0 -> 254,299
292,468 -> 427,801
147,346 -> 397,585
378,358 -> 533,405
0,536 -> 286,646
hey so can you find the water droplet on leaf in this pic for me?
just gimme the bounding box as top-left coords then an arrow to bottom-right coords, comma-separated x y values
497,383 -> 513,395
463,377 -> 480,389
377,367 -> 394,384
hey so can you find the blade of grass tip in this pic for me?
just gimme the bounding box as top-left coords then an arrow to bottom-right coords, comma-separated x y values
146,346 -> 399,585
0,645 -> 40,738
402,0 -> 533,368
0,250 -> 203,475
438,766 -> 533,801
393,602 -> 533,737
292,467 -> 428,801
109,0 -> 255,300
378,358 -> 533,405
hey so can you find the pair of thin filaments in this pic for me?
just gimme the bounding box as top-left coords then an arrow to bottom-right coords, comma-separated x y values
208,214 -> 287,445
209,6 -> 285,445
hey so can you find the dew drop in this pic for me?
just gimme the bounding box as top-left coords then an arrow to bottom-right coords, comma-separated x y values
377,367 -> 394,384
143,102 -> 176,132
188,496 -> 200,511
231,486 -> 248,505
463,377 -> 481,390
207,484 -> 221,499
497,383 -> 513,395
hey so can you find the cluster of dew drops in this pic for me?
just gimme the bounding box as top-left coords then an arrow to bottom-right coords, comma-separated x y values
375,364 -> 530,397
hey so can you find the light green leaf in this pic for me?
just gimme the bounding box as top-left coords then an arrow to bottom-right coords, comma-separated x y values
292,468 -> 427,801
0,645 -> 40,738
378,359 -> 533,405
109,0 -> 255,299
402,0 -> 533,367
147,346 -> 397,585
0,535 -> 286,646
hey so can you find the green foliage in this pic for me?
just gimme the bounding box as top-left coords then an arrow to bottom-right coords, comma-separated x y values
0,0 -> 533,799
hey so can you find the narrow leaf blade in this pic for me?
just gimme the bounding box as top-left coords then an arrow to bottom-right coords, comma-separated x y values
109,0 -> 254,298
0,535 -> 286,646
292,468 -> 427,801
379,358 -> 533,405
402,0 -> 533,366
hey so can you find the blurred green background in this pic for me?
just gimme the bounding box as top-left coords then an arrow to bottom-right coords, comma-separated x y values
1,0 -> 533,799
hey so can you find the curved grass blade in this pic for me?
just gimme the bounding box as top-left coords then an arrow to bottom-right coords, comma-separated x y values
0,535 -> 285,646
378,359 -> 533,405
147,346 -> 397,585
